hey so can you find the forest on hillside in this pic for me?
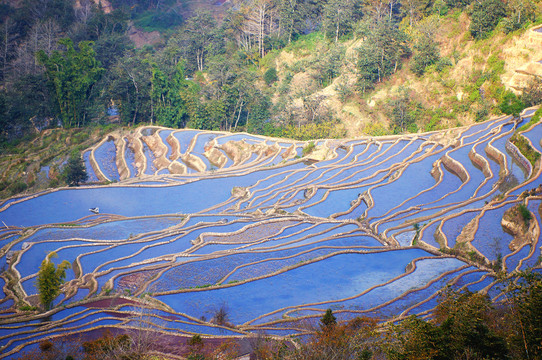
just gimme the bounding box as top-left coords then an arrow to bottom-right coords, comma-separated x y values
0,0 -> 541,147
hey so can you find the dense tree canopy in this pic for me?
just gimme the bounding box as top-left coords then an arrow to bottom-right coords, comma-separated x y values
469,0 -> 508,39
0,0 -> 539,149
357,19 -> 410,92
37,38 -> 104,128
150,61 -> 191,127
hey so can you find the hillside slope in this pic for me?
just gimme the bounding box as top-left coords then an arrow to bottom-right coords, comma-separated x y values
264,12 -> 542,138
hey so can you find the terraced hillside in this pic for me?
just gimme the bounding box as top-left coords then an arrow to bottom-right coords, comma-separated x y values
0,108 -> 541,358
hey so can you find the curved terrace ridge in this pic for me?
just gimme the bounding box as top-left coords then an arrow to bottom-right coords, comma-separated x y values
0,109 -> 541,358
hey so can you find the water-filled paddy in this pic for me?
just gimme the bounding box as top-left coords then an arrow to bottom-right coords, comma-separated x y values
471,206 -> 515,261
141,142 -> 157,175
83,151 -> 99,182
173,130 -> 201,154
93,140 -> 120,181
377,265 -> 473,317
159,129 -> 174,159
331,257 -> 465,314
522,123 -> 542,154
0,180 -> 235,227
124,143 -> 138,177
1,116 -> 541,354
157,249 -> 432,324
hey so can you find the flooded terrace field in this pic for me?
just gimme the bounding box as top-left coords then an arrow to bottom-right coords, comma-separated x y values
0,110 -> 541,357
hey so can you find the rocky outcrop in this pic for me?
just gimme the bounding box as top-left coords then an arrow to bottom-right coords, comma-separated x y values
168,161 -> 187,175
220,141 -> 254,165
456,217 -> 478,245
231,186 -> 250,199
504,26 -> 542,92
128,27 -> 161,49
115,136 -> 130,180
430,160 -> 443,182
219,140 -> 280,166
282,144 -> 297,160
502,203 -> 539,251
181,153 -> 207,172
167,133 -> 181,161
204,147 -> 228,168
204,140 -> 228,169
303,142 -> 335,163
141,131 -> 171,173
126,134 -> 146,176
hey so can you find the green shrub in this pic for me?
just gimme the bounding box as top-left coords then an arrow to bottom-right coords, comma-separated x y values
475,107 -> 489,122
283,32 -> 325,55
517,108 -> 542,132
39,340 -> 53,352
510,133 -> 541,167
499,91 -> 525,117
522,78 -> 542,107
435,57 -> 453,72
518,203 -> 532,224
9,181 -> 27,195
407,122 -> 419,133
19,304 -> 37,311
302,141 -> 316,156
37,253 -> 71,310
445,0 -> 472,9
133,10 -> 182,32
264,67 -> 278,86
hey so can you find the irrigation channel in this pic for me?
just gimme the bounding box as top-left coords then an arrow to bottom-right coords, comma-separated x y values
0,109 -> 541,357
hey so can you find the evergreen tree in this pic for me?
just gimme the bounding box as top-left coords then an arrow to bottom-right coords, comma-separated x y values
175,10 -> 217,73
387,289 -> 509,359
469,0 -> 507,39
411,33 -> 440,76
320,309 -> 337,331
102,50 -> 153,126
150,61 -> 191,128
444,0 -> 472,8
36,252 -> 70,311
64,154 -> 88,186
356,19 -> 410,91
357,40 -> 381,93
278,0 -> 303,43
389,87 -> 415,133
264,67 -> 278,86
521,77 -> 542,107
322,0 -> 361,42
37,38 -> 104,128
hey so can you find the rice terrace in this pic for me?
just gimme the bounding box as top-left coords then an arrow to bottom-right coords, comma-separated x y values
0,107 -> 541,357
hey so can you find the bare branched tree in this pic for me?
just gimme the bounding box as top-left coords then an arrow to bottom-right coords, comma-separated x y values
8,20 -> 60,80
212,302 -> 231,327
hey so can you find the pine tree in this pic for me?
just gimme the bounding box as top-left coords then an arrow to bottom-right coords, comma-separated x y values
320,308 -> 337,331
65,155 -> 88,186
